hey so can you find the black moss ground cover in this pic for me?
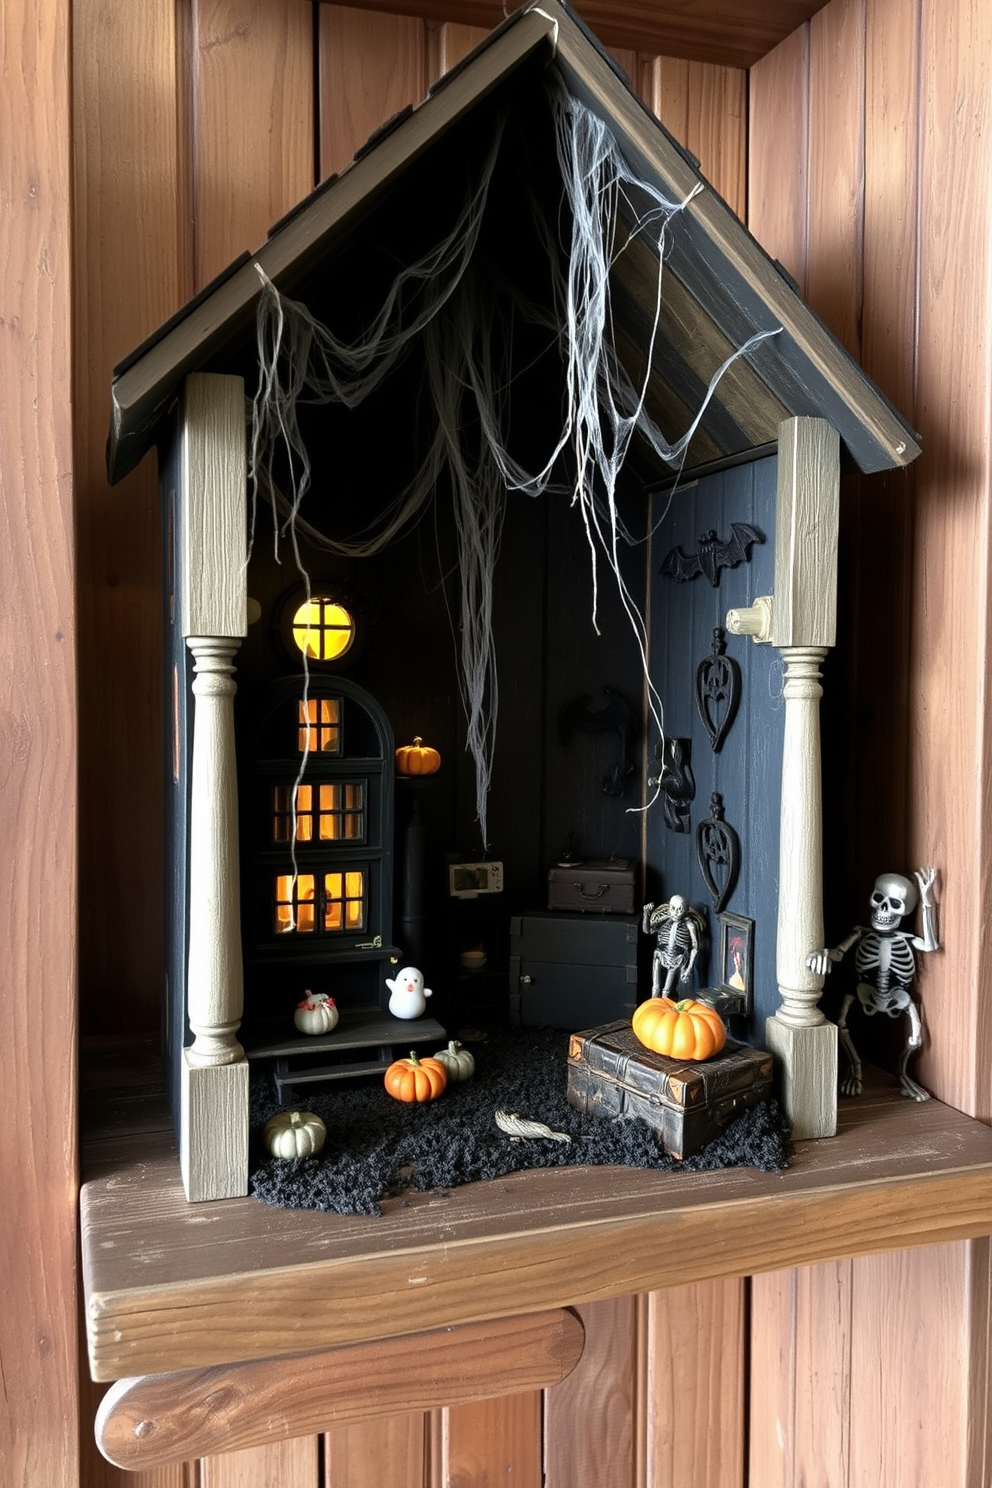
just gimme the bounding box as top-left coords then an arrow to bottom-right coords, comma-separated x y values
249,1027 -> 791,1217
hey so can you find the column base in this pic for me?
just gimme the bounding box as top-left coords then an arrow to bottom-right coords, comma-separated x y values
180,1048 -> 250,1202
765,1015 -> 838,1140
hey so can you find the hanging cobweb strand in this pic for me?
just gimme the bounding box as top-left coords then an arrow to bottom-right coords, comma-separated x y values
542,77 -> 780,779
247,120 -> 507,570
247,82 -> 781,847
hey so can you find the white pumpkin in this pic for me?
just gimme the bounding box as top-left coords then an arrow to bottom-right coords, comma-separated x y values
294,991 -> 339,1035
263,1110 -> 327,1159
433,1040 -> 475,1082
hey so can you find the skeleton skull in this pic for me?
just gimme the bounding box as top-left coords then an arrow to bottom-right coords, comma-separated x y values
869,872 -> 918,930
668,894 -> 687,919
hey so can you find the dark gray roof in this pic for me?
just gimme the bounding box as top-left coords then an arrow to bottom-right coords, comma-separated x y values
106,0 -> 919,484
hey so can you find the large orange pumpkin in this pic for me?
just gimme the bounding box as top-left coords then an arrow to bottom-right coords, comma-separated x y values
632,997 -> 727,1061
395,736 -> 441,776
384,1051 -> 448,1102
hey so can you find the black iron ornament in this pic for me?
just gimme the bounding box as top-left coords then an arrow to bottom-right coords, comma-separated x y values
652,735 -> 695,833
695,628 -> 741,753
695,791 -> 741,912
660,523 -> 764,587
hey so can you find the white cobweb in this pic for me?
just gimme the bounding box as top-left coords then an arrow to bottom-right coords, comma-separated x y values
249,73 -> 777,850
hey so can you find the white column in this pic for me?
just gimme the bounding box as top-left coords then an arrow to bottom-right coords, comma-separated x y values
765,646 -> 837,1137
176,373 -> 249,1200
185,636 -> 244,1067
727,416 -> 840,1139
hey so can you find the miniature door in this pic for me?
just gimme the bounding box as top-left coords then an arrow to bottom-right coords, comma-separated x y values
242,674 -> 398,1022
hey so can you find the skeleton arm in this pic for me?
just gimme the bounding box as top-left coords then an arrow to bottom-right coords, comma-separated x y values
806,926 -> 865,978
680,914 -> 701,982
911,866 -> 940,954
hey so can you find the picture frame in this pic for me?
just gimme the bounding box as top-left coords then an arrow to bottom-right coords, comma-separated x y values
718,912 -> 754,1011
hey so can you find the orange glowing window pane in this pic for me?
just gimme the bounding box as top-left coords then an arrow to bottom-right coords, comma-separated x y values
292,599 -> 355,661
321,868 -> 366,934
273,873 -> 316,934
297,697 -> 341,754
272,783 -> 317,843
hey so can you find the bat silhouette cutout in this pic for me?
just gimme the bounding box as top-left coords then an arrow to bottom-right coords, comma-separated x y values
660,522 -> 764,587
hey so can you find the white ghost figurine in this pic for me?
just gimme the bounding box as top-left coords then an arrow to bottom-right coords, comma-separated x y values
385,966 -> 432,1020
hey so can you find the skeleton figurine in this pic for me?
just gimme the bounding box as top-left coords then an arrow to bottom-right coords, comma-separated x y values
642,895 -> 705,997
806,867 -> 940,1101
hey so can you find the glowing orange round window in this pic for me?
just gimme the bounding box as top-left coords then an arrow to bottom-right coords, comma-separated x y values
292,599 -> 355,661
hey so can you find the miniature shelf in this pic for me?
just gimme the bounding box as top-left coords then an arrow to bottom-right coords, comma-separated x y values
80,1037 -> 992,1383
245,1009 -> 447,1096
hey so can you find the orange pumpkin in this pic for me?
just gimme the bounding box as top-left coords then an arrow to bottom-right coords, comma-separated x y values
384,1050 -> 448,1103
395,736 -> 441,776
632,997 -> 727,1061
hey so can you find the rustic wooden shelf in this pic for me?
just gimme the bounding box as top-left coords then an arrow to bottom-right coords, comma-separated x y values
80,1037 -> 992,1383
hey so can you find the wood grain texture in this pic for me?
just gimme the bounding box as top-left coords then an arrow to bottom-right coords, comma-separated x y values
322,0 -> 833,68
191,0 -> 315,287
911,0 -> 992,1119
748,22 -> 809,296
1,5 -> 78,1487
430,1393 -> 543,1488
643,1280 -> 746,1488
748,1262 -> 853,1487
324,1414 -> 426,1488
318,5 -> 428,179
772,416 -> 840,647
201,1437 -> 318,1487
428,18 -> 488,77
847,1245 -> 975,1488
74,0 -> 188,1036
807,0 -> 865,358
179,375 -> 248,639
80,1059 -> 992,1380
544,1297 -> 637,1488
96,1311 -> 584,1469
686,63 -> 748,219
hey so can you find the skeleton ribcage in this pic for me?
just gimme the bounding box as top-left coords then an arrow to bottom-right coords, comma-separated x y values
855,932 -> 916,985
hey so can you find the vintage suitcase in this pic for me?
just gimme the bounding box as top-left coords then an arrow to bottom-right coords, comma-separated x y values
547,857 -> 636,914
509,913 -> 642,1029
566,1018 -> 774,1159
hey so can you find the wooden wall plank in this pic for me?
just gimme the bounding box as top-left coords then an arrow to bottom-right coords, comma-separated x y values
430,1394 -> 543,1488
1,6 -> 78,1488
312,0 -> 836,69
428,20 -> 488,79
807,0 -> 864,358
639,57 -> 747,219
913,0 -> 992,1118
748,22 -> 809,295
74,0 -> 189,1038
640,55 -> 690,139
746,1270 -> 794,1488
642,1280 -> 745,1488
686,64 -> 748,219
318,5 -> 428,179
544,1299 -> 637,1488
848,1246 -> 973,1487
324,1414 -> 426,1488
191,0 -> 315,287
202,1438 -> 318,1487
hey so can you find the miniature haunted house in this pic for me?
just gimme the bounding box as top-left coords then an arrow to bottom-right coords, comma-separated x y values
106,0 -> 919,1201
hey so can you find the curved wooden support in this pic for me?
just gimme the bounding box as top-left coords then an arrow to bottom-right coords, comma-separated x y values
95,1309 -> 585,1471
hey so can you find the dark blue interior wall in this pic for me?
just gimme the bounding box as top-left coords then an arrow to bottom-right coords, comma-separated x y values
646,455 -> 781,1043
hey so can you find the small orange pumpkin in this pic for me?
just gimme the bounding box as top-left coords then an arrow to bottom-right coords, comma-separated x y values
395,736 -> 441,776
632,997 -> 727,1061
384,1050 -> 448,1103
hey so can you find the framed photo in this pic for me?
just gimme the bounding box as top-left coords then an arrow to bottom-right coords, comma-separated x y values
719,912 -> 754,1007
